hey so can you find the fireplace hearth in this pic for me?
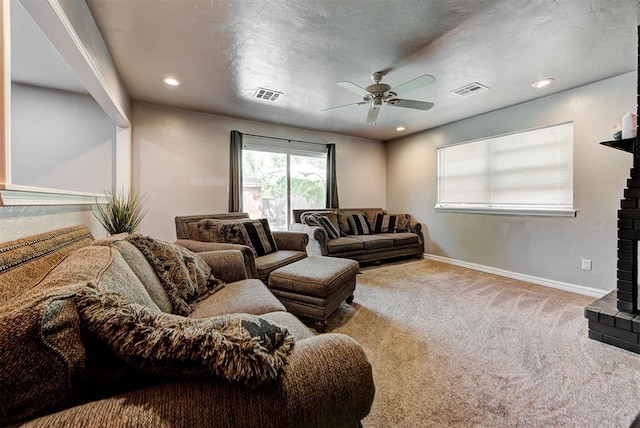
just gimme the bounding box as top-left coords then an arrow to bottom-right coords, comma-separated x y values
584,25 -> 640,353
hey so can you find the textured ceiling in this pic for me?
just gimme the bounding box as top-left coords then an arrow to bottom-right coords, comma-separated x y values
14,0 -> 640,141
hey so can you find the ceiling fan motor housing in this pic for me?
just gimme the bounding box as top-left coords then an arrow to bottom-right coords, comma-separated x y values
366,83 -> 391,95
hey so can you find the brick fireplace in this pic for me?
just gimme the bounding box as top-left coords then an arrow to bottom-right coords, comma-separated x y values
584,25 -> 640,353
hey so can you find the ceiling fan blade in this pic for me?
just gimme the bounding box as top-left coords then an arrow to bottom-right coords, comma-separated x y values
391,74 -> 436,96
321,101 -> 368,112
388,99 -> 434,111
366,105 -> 380,124
337,81 -> 371,96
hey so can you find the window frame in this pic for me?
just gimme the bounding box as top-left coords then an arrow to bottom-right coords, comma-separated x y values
434,122 -> 576,218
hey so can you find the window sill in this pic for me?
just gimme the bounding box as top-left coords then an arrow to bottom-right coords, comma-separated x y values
434,205 -> 576,217
0,184 -> 107,206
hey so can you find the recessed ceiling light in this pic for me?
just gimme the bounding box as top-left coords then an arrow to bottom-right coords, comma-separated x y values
396,126 -> 406,131
163,77 -> 180,86
532,78 -> 555,89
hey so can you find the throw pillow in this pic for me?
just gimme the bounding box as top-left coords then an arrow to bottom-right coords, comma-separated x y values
126,235 -> 224,316
74,288 -> 295,389
347,214 -> 371,235
197,219 -> 247,244
393,214 -> 411,233
239,219 -> 278,257
302,214 -> 340,239
372,213 -> 399,233
337,210 -> 366,236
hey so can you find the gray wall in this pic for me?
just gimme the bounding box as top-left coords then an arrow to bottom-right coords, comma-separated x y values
11,82 -> 115,193
132,102 -> 387,241
386,72 -> 635,294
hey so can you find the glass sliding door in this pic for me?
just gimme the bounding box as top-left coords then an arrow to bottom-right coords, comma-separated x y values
242,138 -> 327,230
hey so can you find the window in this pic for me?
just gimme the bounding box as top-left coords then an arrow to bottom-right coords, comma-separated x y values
436,122 -> 574,216
242,136 -> 327,230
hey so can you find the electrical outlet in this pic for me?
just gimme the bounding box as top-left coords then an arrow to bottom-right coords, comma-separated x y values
581,259 -> 592,271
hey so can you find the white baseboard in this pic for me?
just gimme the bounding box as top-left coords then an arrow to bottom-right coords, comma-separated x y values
423,253 -> 609,298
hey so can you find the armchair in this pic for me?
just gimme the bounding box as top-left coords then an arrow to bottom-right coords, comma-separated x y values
175,213 -> 308,282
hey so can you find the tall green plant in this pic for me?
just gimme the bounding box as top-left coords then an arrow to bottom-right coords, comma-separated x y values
93,189 -> 148,235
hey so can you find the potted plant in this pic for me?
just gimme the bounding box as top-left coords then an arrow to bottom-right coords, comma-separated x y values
93,188 -> 148,235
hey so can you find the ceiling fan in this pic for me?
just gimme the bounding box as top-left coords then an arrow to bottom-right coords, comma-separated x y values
322,71 -> 436,124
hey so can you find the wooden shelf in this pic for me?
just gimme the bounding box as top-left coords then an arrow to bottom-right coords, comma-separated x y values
600,138 -> 636,154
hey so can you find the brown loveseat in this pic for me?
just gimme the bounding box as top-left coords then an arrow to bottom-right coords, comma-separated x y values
175,213 -> 308,282
0,226 -> 374,427
290,208 -> 424,264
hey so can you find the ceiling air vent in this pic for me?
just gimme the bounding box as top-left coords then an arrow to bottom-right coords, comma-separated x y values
452,82 -> 489,96
254,87 -> 283,102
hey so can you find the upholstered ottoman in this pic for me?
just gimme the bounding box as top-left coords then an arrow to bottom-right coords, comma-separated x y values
268,256 -> 359,332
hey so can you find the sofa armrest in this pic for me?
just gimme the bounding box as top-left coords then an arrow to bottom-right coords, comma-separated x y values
175,239 -> 259,279
194,250 -> 247,283
21,334 -> 374,428
271,231 -> 308,252
289,223 -> 328,256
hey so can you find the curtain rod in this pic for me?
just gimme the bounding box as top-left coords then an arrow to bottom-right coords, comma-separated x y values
242,132 -> 327,146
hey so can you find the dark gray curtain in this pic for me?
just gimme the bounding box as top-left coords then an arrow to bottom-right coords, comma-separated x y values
326,143 -> 339,208
229,130 -> 243,212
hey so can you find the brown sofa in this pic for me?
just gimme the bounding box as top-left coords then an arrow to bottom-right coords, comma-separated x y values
290,208 -> 424,264
0,225 -> 374,427
175,213 -> 308,282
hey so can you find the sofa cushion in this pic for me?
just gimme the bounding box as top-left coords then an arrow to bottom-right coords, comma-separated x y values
74,287 -> 295,388
92,236 -> 173,313
40,245 -> 161,311
239,219 -> 278,256
126,235 -> 224,316
0,286 -> 85,426
260,311 -> 315,341
372,213 -> 399,233
327,236 -> 363,254
190,278 -> 286,318
378,232 -> 421,246
347,214 -> 371,235
351,234 -> 394,250
255,250 -> 308,282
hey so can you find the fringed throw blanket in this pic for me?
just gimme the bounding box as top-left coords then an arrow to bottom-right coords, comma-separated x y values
126,235 -> 224,316
75,287 -> 295,388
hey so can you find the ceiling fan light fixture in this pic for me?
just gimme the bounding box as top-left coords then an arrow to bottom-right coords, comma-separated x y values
532,78 -> 555,89
163,77 -> 180,86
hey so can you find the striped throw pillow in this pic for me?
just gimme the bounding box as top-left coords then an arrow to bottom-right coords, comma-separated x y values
347,214 -> 371,235
302,214 -> 340,240
239,219 -> 278,256
315,215 -> 340,239
373,213 -> 398,233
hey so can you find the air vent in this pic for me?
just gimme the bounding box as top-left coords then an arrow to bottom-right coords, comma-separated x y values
452,82 -> 489,96
254,87 -> 283,102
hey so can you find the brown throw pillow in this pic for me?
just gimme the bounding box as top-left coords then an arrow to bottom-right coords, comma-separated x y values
74,288 -> 295,389
197,219 -> 247,244
126,235 -> 224,316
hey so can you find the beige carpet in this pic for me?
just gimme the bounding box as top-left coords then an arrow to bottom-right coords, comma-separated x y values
326,259 -> 640,428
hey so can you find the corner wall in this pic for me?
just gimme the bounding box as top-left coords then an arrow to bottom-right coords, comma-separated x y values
132,102 -> 386,241
386,72 -> 635,295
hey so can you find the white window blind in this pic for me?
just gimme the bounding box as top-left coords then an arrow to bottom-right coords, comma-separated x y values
436,122 -> 575,217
